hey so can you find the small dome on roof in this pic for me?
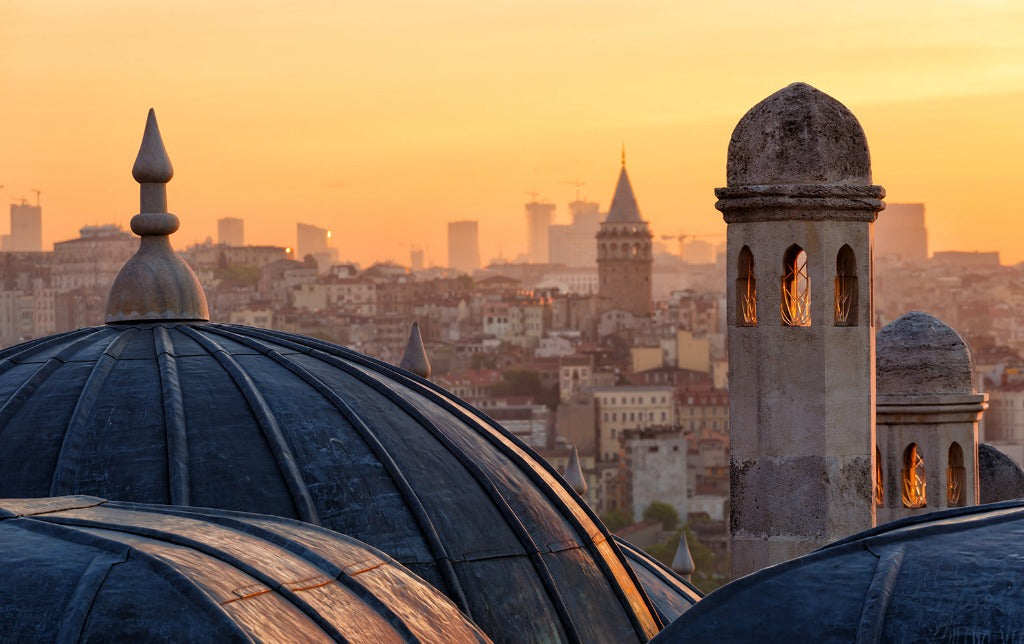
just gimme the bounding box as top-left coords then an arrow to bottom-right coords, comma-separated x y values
877,311 -> 975,395
653,500 -> 1024,641
726,82 -> 872,187
0,496 -> 487,643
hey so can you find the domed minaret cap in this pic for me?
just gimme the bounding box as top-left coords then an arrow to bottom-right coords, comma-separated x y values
564,445 -> 588,495
398,321 -> 431,378
726,82 -> 872,187
715,83 -> 885,222
877,311 -> 975,396
105,109 -> 209,323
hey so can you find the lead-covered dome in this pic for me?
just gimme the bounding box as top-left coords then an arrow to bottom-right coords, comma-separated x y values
0,322 -> 659,641
726,82 -> 872,187
0,496 -> 487,642
653,500 -> 1024,642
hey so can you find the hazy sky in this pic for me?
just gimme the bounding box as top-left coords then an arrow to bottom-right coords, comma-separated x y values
2,1 -> 1023,266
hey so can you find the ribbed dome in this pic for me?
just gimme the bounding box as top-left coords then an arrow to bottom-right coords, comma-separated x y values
0,496 -> 487,642
0,322 -> 660,642
726,82 -> 872,187
877,311 -> 975,395
654,500 -> 1024,642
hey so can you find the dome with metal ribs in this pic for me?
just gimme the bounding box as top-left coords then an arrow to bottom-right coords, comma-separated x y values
653,499 -> 1024,642
0,496 -> 488,643
0,322 -> 661,642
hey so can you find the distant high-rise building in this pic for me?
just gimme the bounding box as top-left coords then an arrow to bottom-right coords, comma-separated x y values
217,217 -> 245,246
549,200 -> 601,267
596,160 -> 652,315
296,223 -> 329,258
9,202 -> 42,252
296,223 -> 338,274
525,201 -> 555,263
875,203 -> 927,264
410,246 -> 425,272
447,220 -> 480,274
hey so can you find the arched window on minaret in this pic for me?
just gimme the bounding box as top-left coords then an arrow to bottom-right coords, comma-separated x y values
875,446 -> 884,508
781,245 -> 810,326
737,246 -> 756,326
902,443 -> 927,508
948,442 -> 966,507
834,245 -> 857,326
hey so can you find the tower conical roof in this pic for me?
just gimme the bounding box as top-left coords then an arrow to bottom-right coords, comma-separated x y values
605,166 -> 643,223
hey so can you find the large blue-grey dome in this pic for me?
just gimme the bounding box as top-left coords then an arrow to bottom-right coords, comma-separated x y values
0,321 -> 660,641
0,496 -> 487,642
653,499 -> 1024,642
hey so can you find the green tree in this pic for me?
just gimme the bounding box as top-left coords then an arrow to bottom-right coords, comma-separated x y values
642,501 -> 680,532
600,509 -> 633,532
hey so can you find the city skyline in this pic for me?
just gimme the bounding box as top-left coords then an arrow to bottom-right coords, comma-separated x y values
2,1 -> 1023,266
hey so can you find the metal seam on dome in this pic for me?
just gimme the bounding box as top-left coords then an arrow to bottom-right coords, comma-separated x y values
39,513 -> 350,641
244,326 -> 662,635
12,516 -> 253,641
854,545 -> 905,642
201,324 -> 472,617
178,326 -> 320,526
290,344 -> 582,643
50,328 -> 140,496
54,551 -> 126,641
0,327 -> 101,375
349,354 -> 665,636
0,329 -> 112,444
156,326 -> 190,505
117,504 -> 421,641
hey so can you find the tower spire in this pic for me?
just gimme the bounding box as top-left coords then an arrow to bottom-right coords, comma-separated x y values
621,144 -> 626,168
105,109 -> 209,323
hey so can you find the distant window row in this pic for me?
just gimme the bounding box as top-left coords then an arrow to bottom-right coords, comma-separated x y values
735,244 -> 857,327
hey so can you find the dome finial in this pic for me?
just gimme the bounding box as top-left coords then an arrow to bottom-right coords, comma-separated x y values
564,445 -> 587,495
104,110 -> 209,323
398,322 -> 431,378
671,531 -> 695,579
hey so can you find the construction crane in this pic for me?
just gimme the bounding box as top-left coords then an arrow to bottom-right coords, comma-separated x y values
662,230 -> 725,257
559,179 -> 586,201
523,190 -> 542,203
32,189 -> 40,206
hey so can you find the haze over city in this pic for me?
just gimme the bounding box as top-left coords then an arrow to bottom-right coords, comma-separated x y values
2,1 -> 1023,266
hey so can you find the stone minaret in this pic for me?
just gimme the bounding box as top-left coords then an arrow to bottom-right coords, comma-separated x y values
596,153 -> 652,315
717,83 -> 885,577
875,312 -> 987,524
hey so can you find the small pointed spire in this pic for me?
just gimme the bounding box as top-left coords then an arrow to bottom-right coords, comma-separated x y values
671,531 -> 696,579
399,322 -> 431,378
105,109 -> 209,323
564,445 -> 587,496
621,144 -> 626,167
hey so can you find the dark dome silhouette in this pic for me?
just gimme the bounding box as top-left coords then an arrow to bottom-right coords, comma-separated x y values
0,496 -> 487,642
0,111 -> 663,642
653,500 -> 1024,642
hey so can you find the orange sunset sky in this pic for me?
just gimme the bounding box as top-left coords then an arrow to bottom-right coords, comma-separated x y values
1,1 -> 1023,267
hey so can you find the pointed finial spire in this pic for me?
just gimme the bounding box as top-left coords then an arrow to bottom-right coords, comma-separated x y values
671,531 -> 695,579
621,144 -> 626,167
564,445 -> 587,495
105,109 -> 209,323
399,321 -> 431,378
